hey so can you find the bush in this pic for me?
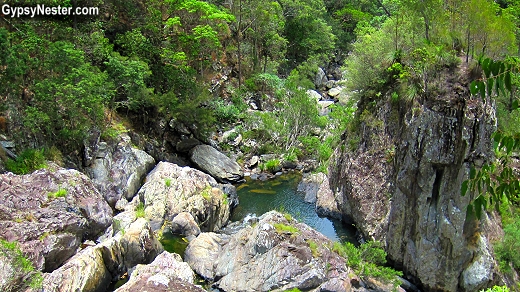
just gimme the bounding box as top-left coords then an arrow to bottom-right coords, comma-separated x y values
210,99 -> 242,123
5,149 -> 47,175
333,241 -> 402,285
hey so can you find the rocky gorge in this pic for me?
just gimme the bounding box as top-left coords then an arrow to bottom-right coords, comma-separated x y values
0,65 -> 514,292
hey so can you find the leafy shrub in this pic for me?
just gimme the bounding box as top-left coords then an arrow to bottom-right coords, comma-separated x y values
44,146 -> 63,166
210,99 -> 242,123
5,149 -> 47,175
265,159 -> 281,172
495,217 -> 520,275
333,241 -> 402,285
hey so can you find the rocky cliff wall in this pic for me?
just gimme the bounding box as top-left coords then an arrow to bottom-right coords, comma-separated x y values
328,69 -> 504,291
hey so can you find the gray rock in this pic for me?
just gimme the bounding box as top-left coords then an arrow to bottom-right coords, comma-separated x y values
307,89 -> 322,102
83,129 -> 100,167
0,166 -> 113,272
184,211 -> 366,291
170,212 -> 201,238
328,87 -> 343,97
86,134 -> 156,207
297,173 -> 324,203
325,80 -> 337,89
217,183 -> 239,208
190,145 -> 243,183
0,140 -> 15,149
115,251 -> 204,292
314,68 -> 328,87
136,162 -> 231,232
247,155 -> 259,168
176,138 -> 201,153
39,217 -> 163,292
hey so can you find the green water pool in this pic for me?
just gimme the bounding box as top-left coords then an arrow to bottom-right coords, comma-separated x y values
231,172 -> 357,243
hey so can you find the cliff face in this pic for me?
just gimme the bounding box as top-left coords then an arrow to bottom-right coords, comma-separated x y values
328,68 -> 503,291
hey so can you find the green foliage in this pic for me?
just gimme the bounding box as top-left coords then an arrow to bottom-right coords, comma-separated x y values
221,194 -> 229,205
480,286 -> 510,292
264,159 -> 281,172
47,188 -> 67,199
5,149 -> 47,175
135,202 -> 146,218
23,41 -> 112,147
470,57 -> 517,102
463,57 -> 520,218
283,288 -> 302,292
104,52 -> 153,110
210,99 -> 243,123
333,241 -> 402,285
273,223 -> 299,234
201,186 -> 213,201
308,240 -> 320,257
0,239 -> 43,290
494,217 -> 520,275
165,178 -> 172,187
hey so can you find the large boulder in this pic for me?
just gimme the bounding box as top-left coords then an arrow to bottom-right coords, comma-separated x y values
136,162 -> 231,232
86,134 -> 155,207
115,251 -> 204,292
39,217 -> 163,292
184,211 -> 364,292
0,165 -> 113,272
189,145 -> 243,183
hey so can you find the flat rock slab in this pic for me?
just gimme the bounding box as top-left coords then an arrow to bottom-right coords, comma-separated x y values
189,145 -> 243,183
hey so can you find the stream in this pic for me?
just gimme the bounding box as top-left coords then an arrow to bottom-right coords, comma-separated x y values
231,172 -> 357,243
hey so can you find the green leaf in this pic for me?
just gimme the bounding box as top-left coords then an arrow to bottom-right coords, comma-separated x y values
470,81 -> 479,96
493,132 -> 503,144
505,71 -> 512,92
479,81 -> 486,100
512,99 -> 519,111
474,195 -> 487,219
491,60 -> 501,76
482,58 -> 492,78
470,166 -> 476,179
461,180 -> 469,196
487,78 -> 494,97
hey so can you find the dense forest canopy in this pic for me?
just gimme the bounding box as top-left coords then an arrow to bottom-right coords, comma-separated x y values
1,0 -> 519,175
